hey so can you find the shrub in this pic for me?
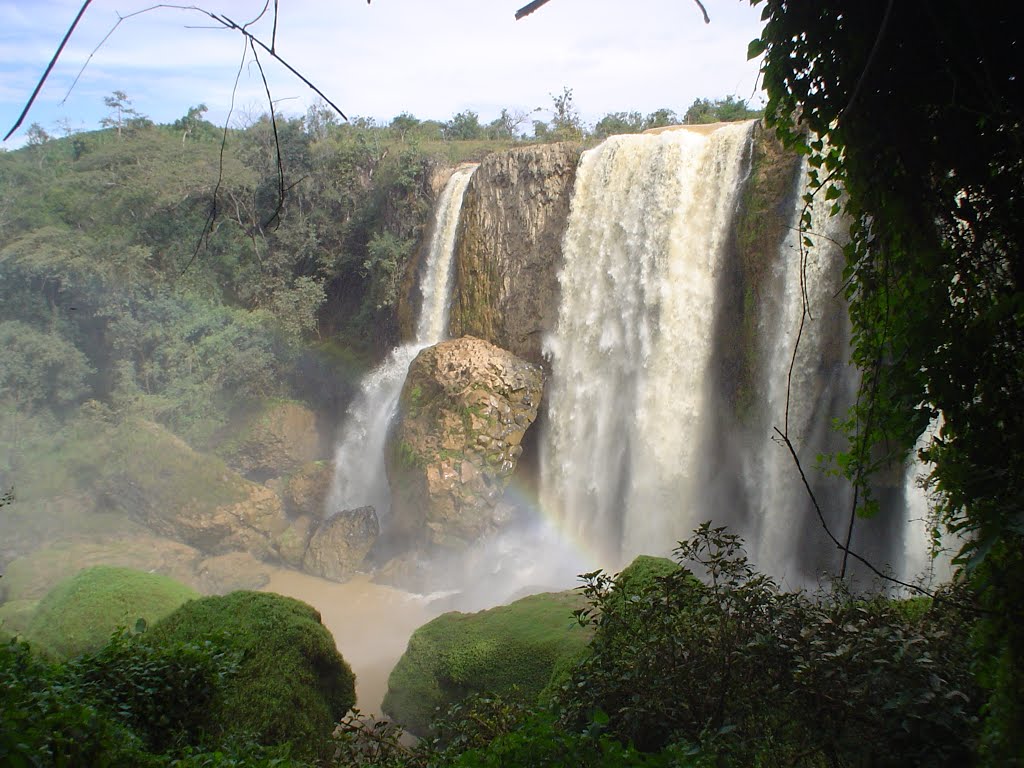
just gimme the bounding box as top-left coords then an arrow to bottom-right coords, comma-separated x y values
558,523 -> 981,766
146,591 -> 355,761
382,590 -> 590,736
24,565 -> 197,659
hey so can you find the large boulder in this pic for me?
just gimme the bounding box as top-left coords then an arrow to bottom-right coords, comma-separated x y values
446,143 -> 582,367
23,565 -> 198,659
301,506 -> 379,582
147,591 -> 356,762
280,460 -> 333,517
382,590 -> 591,735
386,337 -> 544,550
216,400 -> 323,480
100,419 -> 290,560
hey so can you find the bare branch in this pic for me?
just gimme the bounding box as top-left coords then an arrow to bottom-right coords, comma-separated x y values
516,0 -> 710,23
772,427 -> 936,597
4,0 -> 96,141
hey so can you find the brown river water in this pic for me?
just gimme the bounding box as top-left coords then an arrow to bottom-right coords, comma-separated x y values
261,568 -> 435,714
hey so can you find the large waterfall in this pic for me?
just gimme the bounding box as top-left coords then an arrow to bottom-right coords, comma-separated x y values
325,165 -> 476,520
539,123 -> 912,584
540,123 -> 755,564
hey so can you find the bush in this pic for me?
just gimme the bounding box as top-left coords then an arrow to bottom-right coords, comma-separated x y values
382,591 -> 590,736
558,523 -> 981,766
24,565 -> 197,659
0,639 -> 157,767
146,591 -> 355,761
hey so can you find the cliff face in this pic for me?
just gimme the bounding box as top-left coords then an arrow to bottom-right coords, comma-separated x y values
448,143 -> 582,367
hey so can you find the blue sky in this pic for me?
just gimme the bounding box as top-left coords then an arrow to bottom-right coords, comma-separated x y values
1,0 -> 766,146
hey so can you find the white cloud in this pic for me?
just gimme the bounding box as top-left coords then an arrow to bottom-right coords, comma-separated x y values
1,0 -> 766,143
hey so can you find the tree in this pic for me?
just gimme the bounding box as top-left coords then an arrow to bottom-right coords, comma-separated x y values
682,95 -> 761,124
549,86 -> 584,140
751,1 -> 1023,760
592,111 -> 645,139
172,103 -> 209,144
100,90 -> 138,138
442,110 -> 484,141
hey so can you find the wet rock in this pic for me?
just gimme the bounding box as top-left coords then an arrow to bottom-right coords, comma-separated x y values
282,461 -> 333,517
446,143 -> 581,368
386,336 -> 544,550
302,506 -> 379,582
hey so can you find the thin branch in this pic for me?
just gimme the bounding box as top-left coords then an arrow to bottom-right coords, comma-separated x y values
9,2 -> 347,142
772,427 -> 936,597
247,38 -> 286,230
516,0 -> 710,23
181,37 -> 247,276
4,0 -> 96,141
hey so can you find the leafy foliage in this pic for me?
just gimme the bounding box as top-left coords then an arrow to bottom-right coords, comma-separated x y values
682,95 -> 762,125
750,2 -> 1023,759
558,524 -> 980,766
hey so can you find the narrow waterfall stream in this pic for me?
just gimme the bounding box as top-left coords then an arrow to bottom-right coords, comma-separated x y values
326,165 -> 476,521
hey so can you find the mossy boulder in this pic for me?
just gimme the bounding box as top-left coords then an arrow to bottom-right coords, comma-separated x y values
147,591 -> 355,760
281,460 -> 333,517
382,590 -> 590,735
23,566 -> 198,659
100,419 -> 290,559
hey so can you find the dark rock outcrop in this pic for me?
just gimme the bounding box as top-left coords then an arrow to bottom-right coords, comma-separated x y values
446,143 -> 581,367
302,506 -> 379,582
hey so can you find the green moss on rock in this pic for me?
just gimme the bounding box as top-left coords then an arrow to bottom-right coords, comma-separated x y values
24,566 -> 198,659
147,591 -> 355,760
382,590 -> 590,735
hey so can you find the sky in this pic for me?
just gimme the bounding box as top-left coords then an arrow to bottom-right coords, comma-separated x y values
0,0 -> 767,146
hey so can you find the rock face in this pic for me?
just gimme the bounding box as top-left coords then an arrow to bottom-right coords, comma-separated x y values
101,419 -> 291,561
386,336 -> 544,549
280,460 -> 333,517
302,507 -> 379,582
218,400 -> 322,480
447,143 -> 581,367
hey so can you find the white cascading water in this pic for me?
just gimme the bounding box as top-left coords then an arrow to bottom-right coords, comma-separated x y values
752,165 -> 856,579
325,165 -> 476,520
540,123 -> 755,564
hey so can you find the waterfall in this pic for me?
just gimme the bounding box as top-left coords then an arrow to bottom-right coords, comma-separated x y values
326,165 -> 476,520
540,123 -> 755,564
752,165 -> 857,580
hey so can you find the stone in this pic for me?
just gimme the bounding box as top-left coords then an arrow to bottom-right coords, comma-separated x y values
386,336 -> 544,550
282,461 -> 333,517
196,552 -> 271,593
427,143 -> 582,368
217,400 -> 323,480
100,419 -> 291,561
302,506 -> 379,582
